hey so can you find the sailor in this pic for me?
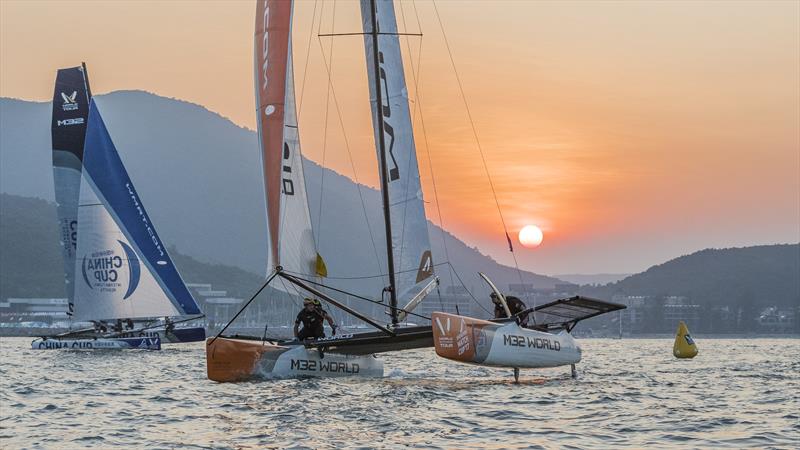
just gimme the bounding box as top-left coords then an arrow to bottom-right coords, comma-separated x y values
125,318 -> 134,330
92,321 -> 108,333
294,297 -> 337,341
164,317 -> 175,334
491,292 -> 530,326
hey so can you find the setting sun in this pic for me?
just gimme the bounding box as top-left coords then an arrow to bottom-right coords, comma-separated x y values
519,225 -> 544,248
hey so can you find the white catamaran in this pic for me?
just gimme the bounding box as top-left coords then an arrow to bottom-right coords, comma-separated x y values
34,68 -> 205,349
207,0 -> 624,381
207,0 -> 438,381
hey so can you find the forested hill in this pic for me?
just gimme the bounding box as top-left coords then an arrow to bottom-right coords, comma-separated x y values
583,244 -> 800,306
0,193 -> 263,299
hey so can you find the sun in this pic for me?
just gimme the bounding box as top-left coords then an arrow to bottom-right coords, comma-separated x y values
518,225 -> 544,248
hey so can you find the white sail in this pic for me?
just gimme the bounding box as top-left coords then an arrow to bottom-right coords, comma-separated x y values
255,0 -> 321,282
72,100 -> 202,321
360,0 -> 433,302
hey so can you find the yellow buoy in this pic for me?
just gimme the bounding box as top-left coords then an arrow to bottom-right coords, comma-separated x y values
673,321 -> 698,359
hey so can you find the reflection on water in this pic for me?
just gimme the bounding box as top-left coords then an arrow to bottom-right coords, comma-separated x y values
1,338 -> 798,449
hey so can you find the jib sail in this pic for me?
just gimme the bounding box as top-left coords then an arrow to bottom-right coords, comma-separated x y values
72,100 -> 201,321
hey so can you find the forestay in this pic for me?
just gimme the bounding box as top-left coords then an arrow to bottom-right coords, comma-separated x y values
51,65 -> 92,315
72,100 -> 201,321
360,0 -> 434,303
255,0 -> 321,280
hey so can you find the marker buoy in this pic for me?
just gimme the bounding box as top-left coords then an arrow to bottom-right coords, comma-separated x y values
673,321 -> 698,359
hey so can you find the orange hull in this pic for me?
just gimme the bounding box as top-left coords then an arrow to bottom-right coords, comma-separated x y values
206,337 -> 282,382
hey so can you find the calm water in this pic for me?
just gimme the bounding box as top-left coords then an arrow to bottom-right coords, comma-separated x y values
1,337 -> 798,449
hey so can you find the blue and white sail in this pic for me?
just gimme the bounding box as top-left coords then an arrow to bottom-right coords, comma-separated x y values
72,100 -> 202,321
51,64 -> 92,315
360,0 -> 434,304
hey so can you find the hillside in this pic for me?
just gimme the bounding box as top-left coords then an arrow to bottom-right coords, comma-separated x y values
1,91 -> 564,299
0,193 -> 263,299
583,244 -> 800,307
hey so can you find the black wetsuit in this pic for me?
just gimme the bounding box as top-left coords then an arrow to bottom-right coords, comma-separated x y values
493,296 -> 529,325
295,308 -> 330,340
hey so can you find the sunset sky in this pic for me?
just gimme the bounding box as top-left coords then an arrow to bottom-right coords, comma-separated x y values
2,0 -> 798,275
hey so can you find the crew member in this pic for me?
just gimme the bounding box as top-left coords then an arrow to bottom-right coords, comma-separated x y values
294,297 -> 337,341
491,292 -> 530,326
164,317 -> 175,334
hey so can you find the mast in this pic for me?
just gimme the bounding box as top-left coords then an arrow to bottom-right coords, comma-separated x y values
368,0 -> 399,325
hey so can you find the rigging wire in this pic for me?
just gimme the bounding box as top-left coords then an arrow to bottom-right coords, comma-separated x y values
314,0 -> 337,248
297,0 -> 319,114
399,0 -> 457,299
314,22 -> 385,276
430,0 -> 529,297
286,273 -> 432,321
398,0 -> 446,313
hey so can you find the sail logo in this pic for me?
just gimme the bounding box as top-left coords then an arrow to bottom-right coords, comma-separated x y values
57,117 -> 84,127
259,1 -> 271,106
415,250 -> 433,282
61,91 -> 79,111
377,52 -> 400,181
125,182 -> 165,258
81,240 -> 141,299
281,143 -> 295,195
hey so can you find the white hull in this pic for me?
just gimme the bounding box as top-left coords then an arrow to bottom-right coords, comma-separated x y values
432,312 -> 581,369
206,337 -> 383,382
31,336 -> 160,350
261,345 -> 383,379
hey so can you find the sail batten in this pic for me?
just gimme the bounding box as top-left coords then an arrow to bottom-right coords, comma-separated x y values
360,0 -> 433,304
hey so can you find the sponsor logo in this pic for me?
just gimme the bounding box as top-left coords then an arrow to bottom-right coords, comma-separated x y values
81,240 -> 141,299
281,143 -> 294,196
57,118 -> 84,127
137,338 -> 159,349
502,334 -> 561,351
61,91 -> 79,111
415,250 -> 433,282
290,359 -> 360,374
377,52 -> 400,181
259,1 -> 274,115
37,340 -> 94,349
125,183 -> 165,258
684,335 -> 695,346
315,333 -> 354,343
435,316 -> 471,356
58,218 -> 78,257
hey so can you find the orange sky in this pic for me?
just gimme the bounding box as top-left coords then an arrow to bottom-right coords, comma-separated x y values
2,0 -> 798,274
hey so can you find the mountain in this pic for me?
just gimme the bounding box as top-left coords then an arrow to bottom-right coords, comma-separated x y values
0,92 -> 562,302
582,244 -> 800,307
553,273 -> 631,286
0,193 -> 264,300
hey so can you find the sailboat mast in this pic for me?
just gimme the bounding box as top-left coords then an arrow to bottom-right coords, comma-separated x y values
368,0 -> 399,325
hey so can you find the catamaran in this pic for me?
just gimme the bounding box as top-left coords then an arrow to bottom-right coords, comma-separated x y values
207,0 -> 624,381
34,67 -> 205,349
207,0 -> 436,380
433,274 -> 625,381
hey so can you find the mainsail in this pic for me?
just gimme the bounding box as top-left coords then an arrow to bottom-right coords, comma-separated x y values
72,100 -> 202,321
255,0 -> 320,279
360,0 -> 434,303
51,64 -> 92,315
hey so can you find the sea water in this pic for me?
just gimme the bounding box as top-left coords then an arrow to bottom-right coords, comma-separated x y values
1,337 -> 797,449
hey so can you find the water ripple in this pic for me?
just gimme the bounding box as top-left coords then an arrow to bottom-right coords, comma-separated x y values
1,338 -> 798,448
